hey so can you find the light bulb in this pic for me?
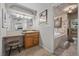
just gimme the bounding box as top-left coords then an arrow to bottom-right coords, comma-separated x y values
16,14 -> 20,17
21,15 -> 23,18
24,16 -> 28,18
28,16 -> 32,19
68,10 -> 72,13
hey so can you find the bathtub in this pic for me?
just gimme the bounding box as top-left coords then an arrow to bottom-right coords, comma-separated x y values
54,32 -> 66,39
54,32 -> 67,49
54,32 -> 61,39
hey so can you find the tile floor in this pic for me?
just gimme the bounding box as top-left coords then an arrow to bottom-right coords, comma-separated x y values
10,46 -> 50,56
8,43 -> 77,56
54,43 -> 77,56
61,43 -> 77,56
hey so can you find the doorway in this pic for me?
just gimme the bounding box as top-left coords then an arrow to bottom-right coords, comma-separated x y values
53,3 -> 78,56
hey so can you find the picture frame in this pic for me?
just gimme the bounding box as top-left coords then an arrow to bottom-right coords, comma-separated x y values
54,17 -> 62,28
39,9 -> 48,24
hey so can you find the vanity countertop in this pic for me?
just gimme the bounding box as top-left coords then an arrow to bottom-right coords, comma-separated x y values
3,30 -> 39,38
22,30 -> 39,34
3,32 -> 24,38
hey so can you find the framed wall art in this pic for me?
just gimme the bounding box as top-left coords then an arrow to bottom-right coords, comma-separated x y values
54,17 -> 62,28
39,9 -> 48,24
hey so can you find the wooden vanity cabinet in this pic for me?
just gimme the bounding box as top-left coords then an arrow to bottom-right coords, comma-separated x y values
24,36 -> 34,48
33,35 -> 39,45
24,32 -> 39,48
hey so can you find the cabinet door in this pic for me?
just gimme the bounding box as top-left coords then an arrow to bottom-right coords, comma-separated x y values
24,36 -> 33,48
33,37 -> 39,45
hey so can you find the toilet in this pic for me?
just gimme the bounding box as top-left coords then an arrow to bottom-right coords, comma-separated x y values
63,41 -> 70,49
72,37 -> 77,45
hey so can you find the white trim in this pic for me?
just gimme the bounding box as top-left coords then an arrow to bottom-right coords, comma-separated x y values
77,4 -> 79,56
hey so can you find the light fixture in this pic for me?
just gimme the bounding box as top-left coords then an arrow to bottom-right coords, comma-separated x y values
20,15 -> 24,18
68,8 -> 73,13
63,5 -> 77,13
68,10 -> 72,13
24,15 -> 32,19
24,16 -> 28,18
13,13 -> 33,19
28,16 -> 32,19
16,14 -> 20,17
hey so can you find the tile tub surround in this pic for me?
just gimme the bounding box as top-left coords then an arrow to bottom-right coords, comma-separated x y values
54,32 -> 67,39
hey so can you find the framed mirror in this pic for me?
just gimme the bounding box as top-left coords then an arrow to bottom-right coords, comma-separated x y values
5,3 -> 36,31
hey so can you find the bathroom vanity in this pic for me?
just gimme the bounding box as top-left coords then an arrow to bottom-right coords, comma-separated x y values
2,30 -> 40,55
3,30 -> 39,48
23,31 -> 39,48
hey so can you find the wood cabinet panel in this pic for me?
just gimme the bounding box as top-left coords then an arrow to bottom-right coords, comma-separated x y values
24,32 -> 39,48
33,37 -> 39,45
24,37 -> 33,48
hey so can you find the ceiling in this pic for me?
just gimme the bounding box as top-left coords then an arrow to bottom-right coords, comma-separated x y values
53,3 -> 78,16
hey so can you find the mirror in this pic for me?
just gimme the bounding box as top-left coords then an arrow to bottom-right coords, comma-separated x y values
5,3 -> 36,31
71,19 -> 78,29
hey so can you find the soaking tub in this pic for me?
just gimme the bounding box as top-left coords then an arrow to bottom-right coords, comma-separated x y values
54,32 -> 67,49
